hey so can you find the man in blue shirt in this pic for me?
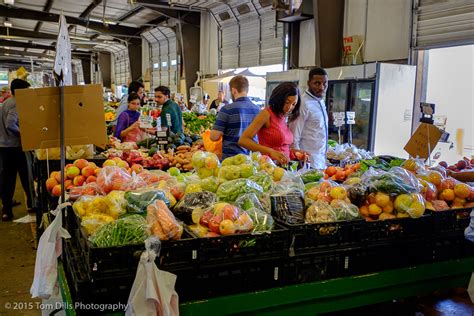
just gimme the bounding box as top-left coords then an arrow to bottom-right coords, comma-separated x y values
210,75 -> 260,160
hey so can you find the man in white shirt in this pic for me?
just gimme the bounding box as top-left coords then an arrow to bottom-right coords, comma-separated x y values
289,67 -> 329,169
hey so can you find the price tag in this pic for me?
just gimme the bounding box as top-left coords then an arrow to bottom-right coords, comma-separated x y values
333,112 -> 345,120
166,113 -> 172,127
139,115 -> 153,129
346,111 -> 356,124
157,131 -> 168,145
334,119 -> 344,127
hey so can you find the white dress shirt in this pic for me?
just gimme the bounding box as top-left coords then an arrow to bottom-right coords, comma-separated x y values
289,90 -> 328,169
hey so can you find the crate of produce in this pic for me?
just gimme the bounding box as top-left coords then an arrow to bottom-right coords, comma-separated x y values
72,210 -> 199,278
429,207 -> 472,235
195,223 -> 289,266
432,231 -> 474,262
362,215 -> 432,244
277,219 -> 365,256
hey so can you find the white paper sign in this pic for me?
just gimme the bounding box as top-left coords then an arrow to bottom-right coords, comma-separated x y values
346,111 -> 356,124
139,115 -> 153,129
53,14 -> 72,86
333,112 -> 345,120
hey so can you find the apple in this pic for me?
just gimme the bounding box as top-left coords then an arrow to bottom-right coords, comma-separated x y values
233,154 -> 250,165
51,184 -> 62,197
394,194 -> 414,213
273,167 -> 285,181
168,167 -> 180,176
102,159 -> 117,167
73,175 -> 86,186
66,166 -> 80,179
456,160 -> 467,170
197,168 -> 214,179
329,187 -> 347,200
112,157 -> 123,164
222,205 -> 239,221
46,177 -> 58,192
81,165 -> 95,178
453,183 -> 470,199
438,161 -> 448,168
221,157 -> 235,166
117,160 -> 129,169
191,151 -> 206,168
240,164 -> 256,178
209,215 -> 223,233
205,156 -> 219,169
86,176 -> 97,184
213,202 -> 229,215
131,164 -> 143,174
200,176 -> 219,193
424,187 -> 437,201
219,219 -> 236,235
199,210 -> 214,227
73,159 -> 89,170
439,189 -> 455,201
94,168 -> 102,177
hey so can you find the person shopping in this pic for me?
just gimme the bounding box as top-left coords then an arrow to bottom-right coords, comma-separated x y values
114,93 -> 146,142
0,79 -> 34,221
238,82 -> 302,165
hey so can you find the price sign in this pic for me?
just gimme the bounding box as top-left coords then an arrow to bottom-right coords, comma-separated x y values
166,113 -> 172,127
139,115 -> 153,129
156,131 -> 168,145
333,112 -> 345,120
334,119 -> 345,127
346,111 -> 356,124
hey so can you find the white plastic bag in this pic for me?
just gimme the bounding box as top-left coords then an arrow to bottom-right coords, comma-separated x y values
125,238 -> 179,316
30,203 -> 71,299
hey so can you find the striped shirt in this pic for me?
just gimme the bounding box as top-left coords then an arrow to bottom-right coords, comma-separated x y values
213,97 -> 260,160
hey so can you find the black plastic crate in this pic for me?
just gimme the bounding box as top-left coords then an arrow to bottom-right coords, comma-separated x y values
430,208 -> 471,235
179,258 -> 286,301
277,219 -> 365,256
363,215 -> 432,244
72,211 -> 199,278
349,239 -> 432,275
286,249 -> 356,284
195,223 -> 289,266
432,232 -> 474,262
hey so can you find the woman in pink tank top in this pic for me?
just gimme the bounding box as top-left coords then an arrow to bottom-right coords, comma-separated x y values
238,82 -> 301,165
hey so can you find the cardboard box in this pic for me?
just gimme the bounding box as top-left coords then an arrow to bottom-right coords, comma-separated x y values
404,123 -> 443,159
15,84 -> 107,151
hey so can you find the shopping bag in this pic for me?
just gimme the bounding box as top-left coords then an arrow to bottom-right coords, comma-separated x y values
126,238 -> 179,316
30,203 -> 71,299
202,130 -> 222,159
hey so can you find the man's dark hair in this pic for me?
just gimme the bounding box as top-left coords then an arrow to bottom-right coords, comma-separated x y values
10,79 -> 30,96
268,81 -> 301,122
128,81 -> 144,94
308,67 -> 328,80
229,75 -> 249,93
154,85 -> 171,98
128,92 -> 140,103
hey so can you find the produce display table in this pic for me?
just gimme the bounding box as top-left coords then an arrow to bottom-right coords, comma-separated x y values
57,257 -> 474,316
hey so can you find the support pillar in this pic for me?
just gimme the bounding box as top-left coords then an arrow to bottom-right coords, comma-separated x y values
98,52 -> 112,88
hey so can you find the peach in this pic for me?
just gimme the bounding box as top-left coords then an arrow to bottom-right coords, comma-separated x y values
51,184 -> 62,197
73,159 -> 89,170
439,189 -> 455,201
46,177 -> 58,192
440,178 -> 456,191
66,166 -> 80,179
86,176 -> 97,183
94,168 -> 102,177
73,175 -> 86,186
81,166 -> 95,178
453,183 -> 470,199
64,179 -> 73,190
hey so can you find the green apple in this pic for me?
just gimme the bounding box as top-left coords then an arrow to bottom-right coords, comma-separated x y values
240,164 -> 256,178
233,154 -> 251,165
197,167 -> 214,179
168,167 -> 181,176
394,194 -> 414,213
200,176 -> 219,193
192,151 -> 206,168
221,157 -> 235,166
185,183 -> 202,194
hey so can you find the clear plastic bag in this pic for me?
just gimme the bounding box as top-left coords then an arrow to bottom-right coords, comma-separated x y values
271,173 -> 305,196
298,167 -> 324,184
246,207 -> 274,233
81,214 -> 115,236
216,179 -> 263,202
363,167 -> 423,195
123,171 -> 148,191
73,193 -> 125,219
330,199 -> 361,221
304,180 -> 339,204
191,150 -> 220,179
147,199 -> 183,241
173,191 -> 217,224
235,193 -> 264,211
90,214 -> 148,247
96,166 -> 133,193
248,173 -> 275,192
200,176 -> 219,193
305,200 -> 336,223
393,193 -> 426,218
125,189 -> 170,214
218,165 -> 242,182
68,182 -> 106,200
221,154 -> 252,166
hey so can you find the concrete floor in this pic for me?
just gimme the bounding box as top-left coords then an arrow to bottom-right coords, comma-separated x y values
0,181 -> 40,316
0,181 -> 473,316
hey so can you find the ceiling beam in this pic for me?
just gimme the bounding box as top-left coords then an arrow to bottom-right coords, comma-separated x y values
140,5 -> 200,25
68,0 -> 102,31
0,5 -> 139,36
0,26 -> 57,40
34,0 -> 54,32
0,48 -> 88,59
117,6 -> 144,23
136,0 -> 204,12
138,16 -> 168,34
0,39 -> 54,51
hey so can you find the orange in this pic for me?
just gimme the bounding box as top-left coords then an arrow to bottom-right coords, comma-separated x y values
427,171 -> 443,186
368,203 -> 383,216
453,183 -> 470,199
326,166 -> 337,177
440,189 -> 455,201
359,205 -> 369,217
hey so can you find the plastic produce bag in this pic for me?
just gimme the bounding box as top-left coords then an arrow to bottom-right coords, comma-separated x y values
68,183 -> 105,200
90,215 -> 147,247
96,166 -> 133,193
271,173 -> 305,196
248,173 -> 274,192
125,238 -> 179,316
363,167 -> 423,194
305,200 -> 336,223
270,191 -> 305,224
393,193 -> 426,218
191,150 -> 220,179
30,203 -> 71,299
173,191 -> 217,224
200,176 -> 219,193
246,208 -> 274,233
125,189 -> 170,214
235,193 -> 264,211
202,130 -> 222,159
330,199 -> 361,221
147,200 -> 183,241
73,193 -> 125,219
80,214 -> 115,236
221,154 -> 252,166
216,179 -> 263,202
299,168 -> 324,184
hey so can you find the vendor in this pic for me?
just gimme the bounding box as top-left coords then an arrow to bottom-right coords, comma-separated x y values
209,90 -> 229,112
238,82 -> 301,165
155,86 -> 183,133
114,93 -> 142,142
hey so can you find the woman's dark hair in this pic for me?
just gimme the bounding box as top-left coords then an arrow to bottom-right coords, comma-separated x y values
10,79 -> 30,96
268,81 -> 301,122
128,81 -> 144,94
128,92 -> 140,103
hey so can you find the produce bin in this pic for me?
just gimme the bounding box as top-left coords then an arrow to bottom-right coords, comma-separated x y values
362,215 -> 432,244
195,223 -> 289,266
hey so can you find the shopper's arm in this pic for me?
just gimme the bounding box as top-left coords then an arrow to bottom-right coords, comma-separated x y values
238,110 -> 289,164
5,106 -> 20,136
447,170 -> 474,183
210,108 -> 227,141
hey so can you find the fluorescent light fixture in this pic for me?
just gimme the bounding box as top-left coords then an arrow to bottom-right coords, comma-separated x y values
5,53 -> 9,56
161,61 -> 167,67
4,0 -> 14,5
4,46 -> 9,49
89,18 -> 117,25
153,63 -> 159,69
171,59 -> 177,66
4,22 -> 13,27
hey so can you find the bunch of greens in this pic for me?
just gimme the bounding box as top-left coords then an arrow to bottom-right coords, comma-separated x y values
90,215 -> 147,247
183,112 -> 217,134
